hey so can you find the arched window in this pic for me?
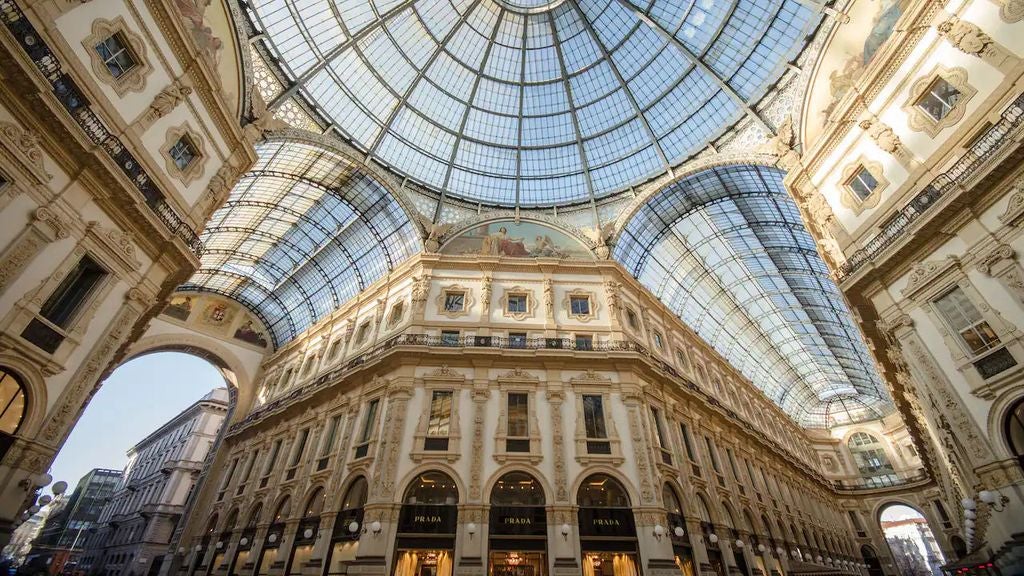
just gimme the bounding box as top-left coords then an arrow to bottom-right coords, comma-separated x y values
0,367 -> 28,435
695,494 -> 713,523
246,503 -> 263,528
490,471 -> 544,506
861,544 -> 883,576
847,432 -> 896,484
1005,398 -> 1024,472
576,474 -> 629,508
662,484 -> 683,515
273,496 -> 291,523
341,477 -> 368,511
223,508 -> 239,532
403,471 -> 458,505
879,504 -> 945,574
205,513 -> 220,535
303,487 -> 325,518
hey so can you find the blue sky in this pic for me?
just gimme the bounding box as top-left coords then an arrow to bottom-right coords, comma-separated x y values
48,352 -> 225,491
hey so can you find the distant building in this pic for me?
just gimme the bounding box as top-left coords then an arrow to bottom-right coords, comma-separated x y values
24,469 -> 122,575
80,389 -> 229,576
2,510 -> 44,568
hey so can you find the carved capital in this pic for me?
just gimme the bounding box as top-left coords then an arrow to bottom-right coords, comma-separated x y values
975,244 -> 1015,275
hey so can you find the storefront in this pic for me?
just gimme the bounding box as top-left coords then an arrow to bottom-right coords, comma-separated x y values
286,488 -> 324,575
488,472 -> 548,576
229,504 -> 261,576
255,522 -> 284,576
662,486 -> 694,576
393,471 -> 459,576
577,474 -> 641,576
326,477 -> 367,576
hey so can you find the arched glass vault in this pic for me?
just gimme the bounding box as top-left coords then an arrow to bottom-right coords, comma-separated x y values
614,164 -> 892,428
244,0 -> 819,206
182,138 -> 421,347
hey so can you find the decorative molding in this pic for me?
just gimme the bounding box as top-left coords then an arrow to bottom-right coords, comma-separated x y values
858,116 -> 908,161
937,16 -> 1016,67
136,81 -> 193,131
546,389 -> 568,502
86,221 -> 141,271
838,158 -> 888,215
569,369 -> 612,387
435,284 -> 474,319
563,289 -> 599,323
423,365 -> 465,381
82,17 -> 153,97
901,257 -> 961,300
160,123 -> 208,186
499,286 -> 536,321
975,244 -> 1015,276
497,367 -> 538,382
902,66 -> 977,138
992,0 -> 1024,22
0,122 -> 51,182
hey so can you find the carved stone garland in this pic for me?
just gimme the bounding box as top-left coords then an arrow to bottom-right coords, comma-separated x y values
546,389 -> 569,502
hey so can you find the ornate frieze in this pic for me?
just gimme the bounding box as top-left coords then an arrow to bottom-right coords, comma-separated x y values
0,121 -> 51,183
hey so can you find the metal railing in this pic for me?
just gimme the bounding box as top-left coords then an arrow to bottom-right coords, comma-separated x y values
831,470 -> 929,491
0,0 -> 205,257
836,93 -> 1024,281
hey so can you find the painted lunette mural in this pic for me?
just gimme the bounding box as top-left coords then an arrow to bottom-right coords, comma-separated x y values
441,220 -> 594,260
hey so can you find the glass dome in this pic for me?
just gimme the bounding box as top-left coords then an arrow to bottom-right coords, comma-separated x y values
246,0 -> 818,206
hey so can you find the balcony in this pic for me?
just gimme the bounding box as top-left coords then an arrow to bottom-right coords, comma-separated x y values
836,92 -> 1024,283
160,459 -> 203,474
140,502 -> 184,517
831,470 -> 930,492
0,0 -> 204,257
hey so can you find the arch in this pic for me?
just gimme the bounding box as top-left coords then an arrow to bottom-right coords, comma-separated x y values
761,514 -> 775,539
576,473 -> 631,508
950,535 -> 967,559
878,502 -> 946,572
489,470 -> 546,506
272,494 -> 292,522
569,466 -> 640,509
694,491 -> 717,524
986,389 -> 1024,462
393,462 -> 467,506
205,513 -> 221,534
223,507 -> 240,532
661,483 -> 685,516
339,476 -> 368,511
1000,395 -> 1024,472
126,331 -> 255,424
302,486 -> 326,518
245,501 -> 263,527
183,134 -> 424,347
0,353 -> 47,438
438,215 -> 597,253
0,365 -> 30,436
611,162 -> 891,428
402,470 -> 460,505
482,465 -> 555,507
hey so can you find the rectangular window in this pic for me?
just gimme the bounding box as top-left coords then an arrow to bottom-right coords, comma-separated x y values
675,349 -> 688,369
168,136 -> 197,171
626,309 -> 639,330
261,440 -> 282,487
917,77 -> 962,121
679,422 -> 696,461
652,331 -> 664,349
359,400 -> 379,445
355,322 -> 370,344
652,407 -> 672,465
507,393 -> 529,437
933,287 -> 1000,355
388,302 -> 404,327
94,33 -> 136,78
570,296 -> 590,315
288,429 -> 309,468
705,437 -> 721,473
40,255 -> 107,328
847,166 -> 878,201
427,391 -> 453,437
318,416 -> 341,458
444,291 -> 465,312
575,334 -> 593,350
507,294 -> 527,314
441,330 -> 460,346
582,395 -> 607,439
509,332 -> 527,348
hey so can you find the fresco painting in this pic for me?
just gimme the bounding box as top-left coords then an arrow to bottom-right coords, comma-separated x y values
441,220 -> 593,260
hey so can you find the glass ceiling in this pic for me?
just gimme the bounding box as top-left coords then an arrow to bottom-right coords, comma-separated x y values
245,0 -> 818,206
614,165 -> 893,428
181,139 -> 421,346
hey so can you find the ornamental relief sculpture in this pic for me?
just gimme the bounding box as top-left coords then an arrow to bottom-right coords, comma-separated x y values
546,389 -> 569,502
0,121 -> 51,183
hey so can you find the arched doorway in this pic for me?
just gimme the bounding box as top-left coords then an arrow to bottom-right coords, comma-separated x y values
879,504 -> 945,576
861,545 -> 883,576
577,474 -> 639,576
394,471 -> 459,576
720,503 -> 749,576
697,495 -> 724,576
0,366 -> 28,460
207,508 -> 238,575
326,477 -> 368,575
488,471 -> 547,575
230,502 -> 261,576
285,487 -> 324,575
255,496 -> 290,576
1005,397 -> 1024,473
950,535 -> 967,560
662,485 -> 694,576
